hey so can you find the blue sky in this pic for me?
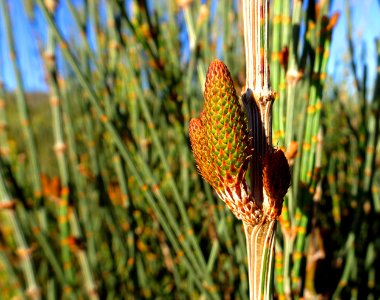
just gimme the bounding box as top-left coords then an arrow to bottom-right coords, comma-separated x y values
328,0 -> 380,95
0,0 -> 379,93
0,0 -> 47,91
0,0 -> 79,91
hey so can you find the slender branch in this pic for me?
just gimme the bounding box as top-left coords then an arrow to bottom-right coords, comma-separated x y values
243,0 -> 270,92
241,1 -> 290,299
244,221 -> 276,300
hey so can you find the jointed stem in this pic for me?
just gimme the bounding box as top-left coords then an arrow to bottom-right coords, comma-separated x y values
242,0 -> 270,92
244,221 -> 276,300
242,1 -> 279,299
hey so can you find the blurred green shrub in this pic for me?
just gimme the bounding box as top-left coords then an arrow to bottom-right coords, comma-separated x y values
0,0 -> 379,299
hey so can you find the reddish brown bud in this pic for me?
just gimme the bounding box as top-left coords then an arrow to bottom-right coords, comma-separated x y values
263,148 -> 291,219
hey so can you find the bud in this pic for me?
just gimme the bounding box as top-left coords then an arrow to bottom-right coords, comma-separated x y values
262,148 -> 291,220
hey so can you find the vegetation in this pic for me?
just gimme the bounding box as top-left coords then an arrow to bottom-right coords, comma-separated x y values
0,0 -> 379,299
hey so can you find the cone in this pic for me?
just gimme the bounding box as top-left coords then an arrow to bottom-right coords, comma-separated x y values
189,59 -> 261,224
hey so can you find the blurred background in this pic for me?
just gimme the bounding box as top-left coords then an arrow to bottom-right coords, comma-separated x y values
0,0 -> 379,299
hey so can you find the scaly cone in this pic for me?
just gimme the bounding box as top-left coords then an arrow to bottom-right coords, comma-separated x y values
190,56 -> 291,299
189,59 -> 261,225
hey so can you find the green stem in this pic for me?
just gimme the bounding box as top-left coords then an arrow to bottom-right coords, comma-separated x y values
45,7 -> 75,286
35,2 -> 218,295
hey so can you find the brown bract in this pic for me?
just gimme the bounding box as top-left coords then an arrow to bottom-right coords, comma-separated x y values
263,148 -> 291,220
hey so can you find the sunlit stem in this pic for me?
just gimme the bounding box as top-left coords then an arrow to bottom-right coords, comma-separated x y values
243,0 -> 270,92
242,0 -> 275,203
242,0 -> 277,299
244,221 -> 276,300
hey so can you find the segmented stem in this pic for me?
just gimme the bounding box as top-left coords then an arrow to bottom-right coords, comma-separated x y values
242,1 -> 280,299
243,0 -> 270,92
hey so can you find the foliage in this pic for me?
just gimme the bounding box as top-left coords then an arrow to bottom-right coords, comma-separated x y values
0,0 -> 379,299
